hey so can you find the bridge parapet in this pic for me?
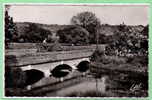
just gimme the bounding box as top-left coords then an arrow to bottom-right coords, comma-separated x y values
6,49 -> 95,67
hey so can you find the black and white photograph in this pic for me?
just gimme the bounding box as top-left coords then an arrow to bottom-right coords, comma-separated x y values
4,4 -> 149,97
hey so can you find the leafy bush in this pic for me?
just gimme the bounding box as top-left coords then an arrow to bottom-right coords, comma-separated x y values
127,56 -> 148,66
90,49 -> 105,62
47,43 -> 62,51
90,49 -> 126,65
36,43 -> 62,52
105,25 -> 148,57
57,26 -> 89,45
19,23 -> 52,43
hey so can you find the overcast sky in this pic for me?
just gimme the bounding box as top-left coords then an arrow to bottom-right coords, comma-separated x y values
7,4 -> 149,25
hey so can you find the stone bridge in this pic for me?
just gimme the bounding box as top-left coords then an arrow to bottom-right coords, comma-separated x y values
6,49 -> 96,75
5,44 -> 107,93
21,56 -> 90,77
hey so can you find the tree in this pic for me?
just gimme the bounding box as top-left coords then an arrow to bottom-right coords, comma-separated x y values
57,26 -> 89,45
5,10 -> 18,43
105,24 -> 148,56
20,23 -> 52,43
71,11 -> 101,43
142,25 -> 148,36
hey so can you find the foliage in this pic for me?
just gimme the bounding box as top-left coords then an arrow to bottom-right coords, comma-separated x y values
46,34 -> 57,43
141,25 -> 148,36
36,43 -> 62,52
57,26 -> 89,45
5,11 -> 18,43
105,24 -> 148,57
90,48 -> 127,66
98,34 -> 110,44
71,11 -> 101,43
47,42 -> 62,51
19,23 -> 52,43
90,49 -> 105,62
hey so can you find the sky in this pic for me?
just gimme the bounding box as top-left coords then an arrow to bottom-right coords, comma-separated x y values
7,4 -> 149,25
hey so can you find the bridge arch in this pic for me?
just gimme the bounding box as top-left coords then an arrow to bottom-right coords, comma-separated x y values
21,65 -> 51,77
50,64 -> 72,81
24,69 -> 44,86
50,64 -> 72,77
53,57 -> 90,70
20,57 -> 91,80
76,60 -> 90,73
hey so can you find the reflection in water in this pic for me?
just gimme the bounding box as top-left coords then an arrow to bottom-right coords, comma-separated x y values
46,76 -> 108,96
100,76 -> 108,92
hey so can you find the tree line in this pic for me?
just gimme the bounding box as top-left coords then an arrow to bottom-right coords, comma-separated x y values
5,10 -> 148,52
5,11 -> 102,44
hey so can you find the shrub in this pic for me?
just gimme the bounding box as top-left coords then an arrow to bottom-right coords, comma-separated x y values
20,23 -> 52,43
47,43 -> 62,51
90,49 -> 126,65
57,26 -> 89,45
90,49 -> 105,62
105,25 -> 148,57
